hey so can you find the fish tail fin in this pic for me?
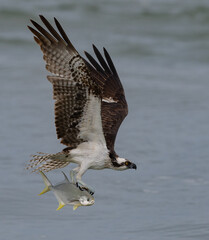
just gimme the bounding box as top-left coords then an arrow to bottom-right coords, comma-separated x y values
38,171 -> 52,195
56,201 -> 65,211
25,152 -> 70,172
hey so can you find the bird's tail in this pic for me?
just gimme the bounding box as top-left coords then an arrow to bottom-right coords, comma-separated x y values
26,152 -> 70,172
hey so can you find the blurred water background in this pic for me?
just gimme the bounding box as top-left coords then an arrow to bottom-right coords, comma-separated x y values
1,0 -> 209,239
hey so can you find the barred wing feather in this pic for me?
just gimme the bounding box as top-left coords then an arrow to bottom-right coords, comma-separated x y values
28,15 -> 104,147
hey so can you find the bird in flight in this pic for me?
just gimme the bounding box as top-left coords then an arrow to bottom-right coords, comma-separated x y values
26,15 -> 137,194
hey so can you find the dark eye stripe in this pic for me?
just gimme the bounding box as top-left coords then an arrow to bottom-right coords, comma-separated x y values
125,161 -> 131,166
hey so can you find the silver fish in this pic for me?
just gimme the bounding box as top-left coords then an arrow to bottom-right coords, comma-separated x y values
39,171 -> 95,210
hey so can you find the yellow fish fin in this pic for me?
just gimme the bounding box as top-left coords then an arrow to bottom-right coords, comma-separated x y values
38,171 -> 52,195
38,186 -> 50,196
73,204 -> 80,211
56,202 -> 65,211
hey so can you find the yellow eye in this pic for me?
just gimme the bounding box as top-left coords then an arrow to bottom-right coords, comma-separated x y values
125,161 -> 129,166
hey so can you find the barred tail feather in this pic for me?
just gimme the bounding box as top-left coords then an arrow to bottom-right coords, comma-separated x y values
26,152 -> 70,172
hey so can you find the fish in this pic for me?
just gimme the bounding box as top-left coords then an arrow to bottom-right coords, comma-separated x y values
38,171 -> 95,210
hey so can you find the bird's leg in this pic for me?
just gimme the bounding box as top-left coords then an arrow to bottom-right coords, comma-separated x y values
70,167 -> 79,183
75,166 -> 95,195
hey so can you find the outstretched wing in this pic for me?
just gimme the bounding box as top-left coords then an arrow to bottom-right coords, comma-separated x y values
28,15 -> 105,147
85,45 -> 128,152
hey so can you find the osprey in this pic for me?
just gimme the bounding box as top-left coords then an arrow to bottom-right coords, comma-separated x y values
27,15 -> 137,194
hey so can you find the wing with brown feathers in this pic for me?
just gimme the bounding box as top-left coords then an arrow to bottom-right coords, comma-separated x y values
85,45 -> 128,152
28,16 -> 103,147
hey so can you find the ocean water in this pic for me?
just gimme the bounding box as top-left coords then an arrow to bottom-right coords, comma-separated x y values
1,0 -> 209,239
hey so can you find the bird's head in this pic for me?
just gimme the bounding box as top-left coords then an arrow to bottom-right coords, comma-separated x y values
109,152 -> 137,171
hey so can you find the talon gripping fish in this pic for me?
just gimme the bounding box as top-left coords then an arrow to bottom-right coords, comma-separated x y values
39,171 -> 95,210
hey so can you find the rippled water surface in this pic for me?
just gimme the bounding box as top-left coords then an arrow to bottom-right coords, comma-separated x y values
1,0 -> 209,239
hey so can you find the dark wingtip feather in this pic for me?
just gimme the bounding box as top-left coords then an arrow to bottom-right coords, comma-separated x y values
92,44 -> 97,52
29,18 -> 56,43
27,25 -> 41,38
103,47 -> 119,78
39,14 -> 46,22
85,50 -> 104,73
34,36 -> 40,45
27,25 -> 32,31
54,17 -> 68,41
54,17 -> 73,47
39,15 -> 63,42
93,45 -> 112,74
30,19 -> 42,30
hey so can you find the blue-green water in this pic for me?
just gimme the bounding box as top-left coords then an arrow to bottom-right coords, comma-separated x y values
1,0 -> 209,239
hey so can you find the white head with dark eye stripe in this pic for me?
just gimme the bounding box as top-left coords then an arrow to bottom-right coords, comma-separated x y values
109,153 -> 137,170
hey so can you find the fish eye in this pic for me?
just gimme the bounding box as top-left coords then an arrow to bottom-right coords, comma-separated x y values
87,198 -> 89,201
125,161 -> 130,166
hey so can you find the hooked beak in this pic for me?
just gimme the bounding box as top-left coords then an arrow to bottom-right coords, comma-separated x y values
129,163 -> 137,170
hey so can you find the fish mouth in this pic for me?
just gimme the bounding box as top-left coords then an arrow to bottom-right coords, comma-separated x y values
81,199 -> 95,206
88,199 -> 95,205
79,197 -> 95,206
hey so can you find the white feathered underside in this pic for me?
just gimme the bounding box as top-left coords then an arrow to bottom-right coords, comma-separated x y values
78,91 -> 106,145
68,91 -> 109,170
